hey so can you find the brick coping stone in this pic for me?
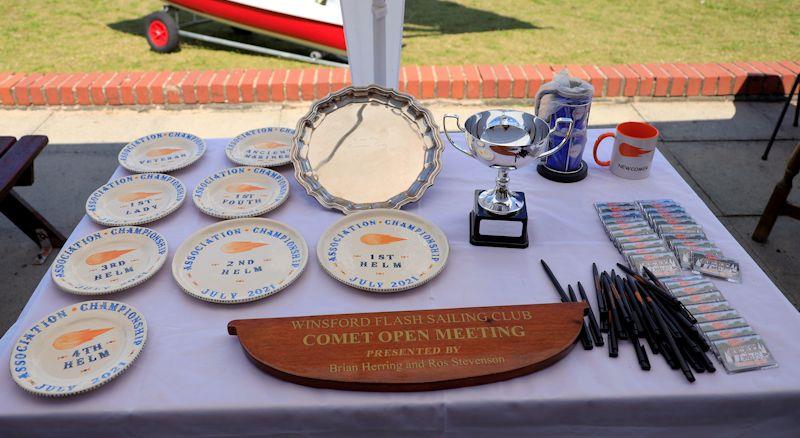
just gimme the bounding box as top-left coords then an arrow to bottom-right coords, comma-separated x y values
0,61 -> 798,107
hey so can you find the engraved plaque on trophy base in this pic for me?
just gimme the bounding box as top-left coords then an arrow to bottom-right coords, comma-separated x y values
469,190 -> 529,248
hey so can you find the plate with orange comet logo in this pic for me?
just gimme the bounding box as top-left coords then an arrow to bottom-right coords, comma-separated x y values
51,227 -> 168,295
317,209 -> 449,292
226,127 -> 294,167
118,132 -> 206,173
171,218 -> 308,303
10,300 -> 147,397
86,173 -> 186,226
192,167 -> 289,219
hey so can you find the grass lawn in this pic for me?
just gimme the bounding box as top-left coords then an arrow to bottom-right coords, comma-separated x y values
2,0 -> 798,72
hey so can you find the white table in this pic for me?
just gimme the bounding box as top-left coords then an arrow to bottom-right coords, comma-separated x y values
2,131 -> 799,437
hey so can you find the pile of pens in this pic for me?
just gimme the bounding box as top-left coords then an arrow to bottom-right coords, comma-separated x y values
541,259 -> 716,383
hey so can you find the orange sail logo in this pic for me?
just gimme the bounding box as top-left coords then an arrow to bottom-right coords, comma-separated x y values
85,249 -> 135,265
117,191 -> 160,202
225,184 -> 264,193
52,327 -> 113,350
360,234 -> 407,245
145,147 -> 183,157
221,241 -> 268,254
619,142 -> 652,158
252,142 -> 285,150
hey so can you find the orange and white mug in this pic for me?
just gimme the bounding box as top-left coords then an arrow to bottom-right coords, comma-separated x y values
593,122 -> 659,180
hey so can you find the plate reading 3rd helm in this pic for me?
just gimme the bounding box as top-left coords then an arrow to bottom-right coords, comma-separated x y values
86,173 -> 186,226
292,85 -> 444,214
193,167 -> 289,219
317,209 -> 449,292
226,127 -> 294,167
172,218 -> 308,304
10,300 -> 147,397
118,132 -> 205,173
51,227 -> 168,295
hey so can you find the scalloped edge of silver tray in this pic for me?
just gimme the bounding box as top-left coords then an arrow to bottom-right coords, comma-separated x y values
291,85 -> 444,214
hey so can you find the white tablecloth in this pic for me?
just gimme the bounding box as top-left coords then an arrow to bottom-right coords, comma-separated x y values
2,131 -> 799,437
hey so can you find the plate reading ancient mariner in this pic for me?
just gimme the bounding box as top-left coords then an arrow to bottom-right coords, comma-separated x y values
86,173 -> 186,226
193,167 -> 289,219
51,227 -> 168,295
10,300 -> 147,397
226,127 -> 294,167
292,85 -> 444,214
118,132 -> 205,173
317,209 -> 449,292
171,218 -> 308,304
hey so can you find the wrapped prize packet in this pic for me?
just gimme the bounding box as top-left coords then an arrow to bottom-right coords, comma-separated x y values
712,335 -> 777,373
691,254 -> 742,283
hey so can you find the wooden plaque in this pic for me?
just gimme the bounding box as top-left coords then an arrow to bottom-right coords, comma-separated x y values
228,302 -> 587,391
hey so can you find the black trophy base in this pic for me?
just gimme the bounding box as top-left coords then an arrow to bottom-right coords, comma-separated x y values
537,160 -> 588,183
469,190 -> 529,248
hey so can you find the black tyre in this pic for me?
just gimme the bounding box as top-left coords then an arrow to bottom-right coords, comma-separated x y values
145,11 -> 180,53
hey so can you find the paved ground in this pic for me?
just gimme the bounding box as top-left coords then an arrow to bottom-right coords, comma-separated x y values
0,98 -> 798,334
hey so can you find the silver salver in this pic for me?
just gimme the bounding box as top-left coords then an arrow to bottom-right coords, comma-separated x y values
291,85 -> 444,214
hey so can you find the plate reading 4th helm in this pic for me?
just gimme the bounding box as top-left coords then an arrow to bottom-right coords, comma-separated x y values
292,85 -> 444,214
118,132 -> 206,173
226,127 -> 294,167
86,173 -> 186,226
171,218 -> 308,304
317,209 -> 449,292
51,227 -> 168,295
193,167 -> 289,219
10,300 -> 147,397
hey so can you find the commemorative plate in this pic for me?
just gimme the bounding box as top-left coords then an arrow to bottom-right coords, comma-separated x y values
51,227 -> 168,295
10,300 -> 147,397
118,132 -> 205,173
86,173 -> 186,226
292,85 -> 444,214
317,209 -> 449,292
192,167 -> 289,219
171,218 -> 308,304
226,127 -> 294,167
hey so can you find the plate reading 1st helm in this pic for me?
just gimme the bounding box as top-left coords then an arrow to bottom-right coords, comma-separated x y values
118,132 -> 205,173
86,173 -> 186,226
171,218 -> 308,304
226,127 -> 294,167
317,209 -> 449,292
292,85 -> 443,214
51,227 -> 168,295
192,167 -> 289,219
9,300 -> 147,397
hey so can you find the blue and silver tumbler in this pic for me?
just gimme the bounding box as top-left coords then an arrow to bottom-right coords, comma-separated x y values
534,71 -> 594,183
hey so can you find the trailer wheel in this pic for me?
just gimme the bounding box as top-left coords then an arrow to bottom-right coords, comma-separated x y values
145,11 -> 180,53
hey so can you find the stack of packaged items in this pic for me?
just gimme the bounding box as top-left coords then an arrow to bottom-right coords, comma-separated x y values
594,200 -> 776,373
594,201 -> 681,278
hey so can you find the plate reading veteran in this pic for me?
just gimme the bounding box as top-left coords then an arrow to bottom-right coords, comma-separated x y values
51,227 -> 168,295
172,218 -> 308,304
118,132 -> 205,173
10,300 -> 147,397
86,173 -> 186,226
226,127 -> 294,167
193,167 -> 289,219
318,209 -> 449,292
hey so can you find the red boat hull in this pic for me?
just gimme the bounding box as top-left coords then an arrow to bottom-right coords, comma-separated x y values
166,0 -> 346,55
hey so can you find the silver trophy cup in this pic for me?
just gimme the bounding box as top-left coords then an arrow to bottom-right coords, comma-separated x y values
443,109 -> 574,215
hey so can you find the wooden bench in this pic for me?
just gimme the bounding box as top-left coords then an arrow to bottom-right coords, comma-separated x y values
0,136 -> 66,264
753,142 -> 800,243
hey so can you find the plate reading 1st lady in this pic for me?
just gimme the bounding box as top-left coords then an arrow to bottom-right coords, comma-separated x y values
10,300 -> 147,397
118,132 -> 205,173
51,227 -> 168,295
193,167 -> 289,219
226,127 -> 294,167
172,218 -> 308,304
86,173 -> 185,226
317,209 -> 449,292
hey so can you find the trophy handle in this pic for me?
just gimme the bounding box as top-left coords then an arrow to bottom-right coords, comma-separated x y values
442,114 -> 475,158
538,117 -> 574,160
